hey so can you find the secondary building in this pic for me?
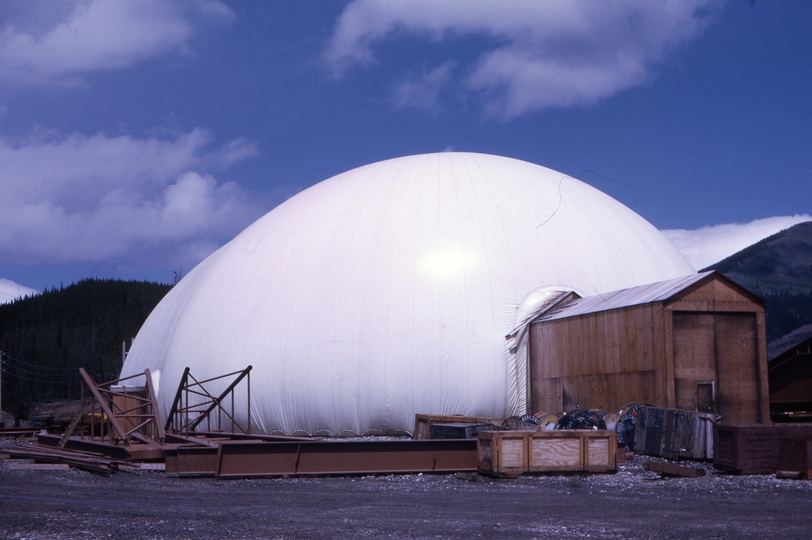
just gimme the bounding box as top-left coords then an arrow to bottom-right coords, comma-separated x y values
527,271 -> 769,424
768,322 -> 812,422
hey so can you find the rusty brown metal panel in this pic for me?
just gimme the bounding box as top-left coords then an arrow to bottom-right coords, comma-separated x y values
37,433 -> 133,460
174,446 -> 220,476
217,440 -> 300,476
165,449 -> 179,476
216,439 -> 477,477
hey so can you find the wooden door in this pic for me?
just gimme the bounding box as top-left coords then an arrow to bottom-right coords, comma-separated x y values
672,313 -> 717,412
672,312 -> 760,423
715,313 -> 759,424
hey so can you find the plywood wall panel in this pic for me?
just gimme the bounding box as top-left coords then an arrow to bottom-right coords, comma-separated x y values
529,275 -> 766,419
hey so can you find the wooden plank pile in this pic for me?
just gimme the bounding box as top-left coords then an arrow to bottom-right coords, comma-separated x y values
643,461 -> 706,478
2,442 -> 128,476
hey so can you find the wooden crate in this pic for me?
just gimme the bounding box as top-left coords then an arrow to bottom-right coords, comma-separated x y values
413,414 -> 503,440
528,431 -> 582,472
634,406 -> 719,460
714,423 -> 812,474
478,430 -> 617,476
478,431 -> 528,476
584,433 -> 616,472
779,439 -> 812,479
430,422 -> 494,440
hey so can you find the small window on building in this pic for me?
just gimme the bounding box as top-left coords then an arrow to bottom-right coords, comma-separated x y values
696,381 -> 715,413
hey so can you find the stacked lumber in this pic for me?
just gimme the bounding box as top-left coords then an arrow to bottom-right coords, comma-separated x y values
2,443 -> 127,475
643,461 -> 706,478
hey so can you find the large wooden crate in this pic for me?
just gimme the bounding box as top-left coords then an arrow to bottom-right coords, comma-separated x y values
478,430 -> 617,476
714,423 -> 812,474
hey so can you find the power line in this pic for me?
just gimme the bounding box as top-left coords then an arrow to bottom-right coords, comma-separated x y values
0,350 -> 119,373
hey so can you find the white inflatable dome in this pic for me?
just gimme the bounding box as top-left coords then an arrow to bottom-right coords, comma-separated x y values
121,152 -> 694,436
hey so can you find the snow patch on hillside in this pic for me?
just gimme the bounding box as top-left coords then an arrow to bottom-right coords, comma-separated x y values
0,278 -> 39,304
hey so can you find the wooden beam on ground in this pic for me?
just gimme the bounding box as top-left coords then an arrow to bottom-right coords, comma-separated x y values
644,461 -> 706,478
5,462 -> 70,471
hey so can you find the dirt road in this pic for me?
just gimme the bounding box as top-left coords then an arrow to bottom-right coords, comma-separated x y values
2,458 -> 811,539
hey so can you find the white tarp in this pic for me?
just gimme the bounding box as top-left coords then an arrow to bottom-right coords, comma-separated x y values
121,152 -> 695,436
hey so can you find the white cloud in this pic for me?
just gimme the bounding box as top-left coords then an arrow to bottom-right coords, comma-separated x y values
0,129 -> 263,271
0,278 -> 38,304
0,0 -> 234,87
662,215 -> 812,270
326,0 -> 724,118
391,61 -> 455,110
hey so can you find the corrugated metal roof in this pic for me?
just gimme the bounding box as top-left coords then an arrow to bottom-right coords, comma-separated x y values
534,271 -> 711,322
768,322 -> 812,362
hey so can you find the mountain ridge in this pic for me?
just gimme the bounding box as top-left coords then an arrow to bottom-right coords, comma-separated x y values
704,221 -> 812,341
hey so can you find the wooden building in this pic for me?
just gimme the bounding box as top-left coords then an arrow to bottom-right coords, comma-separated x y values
528,271 -> 770,424
767,323 -> 812,422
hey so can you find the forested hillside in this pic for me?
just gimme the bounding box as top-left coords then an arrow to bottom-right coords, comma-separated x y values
3,221 -> 811,420
704,221 -> 812,342
0,279 -> 171,419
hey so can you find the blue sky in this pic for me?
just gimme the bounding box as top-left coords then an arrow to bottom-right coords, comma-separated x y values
0,0 -> 810,295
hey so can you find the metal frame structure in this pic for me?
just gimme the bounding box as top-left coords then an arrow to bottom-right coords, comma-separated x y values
36,364 -> 483,478
58,368 -> 164,448
165,366 -> 252,436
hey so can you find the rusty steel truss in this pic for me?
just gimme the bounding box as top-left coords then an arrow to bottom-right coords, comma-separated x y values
165,365 -> 252,436
58,368 -> 164,448
38,364 -> 480,477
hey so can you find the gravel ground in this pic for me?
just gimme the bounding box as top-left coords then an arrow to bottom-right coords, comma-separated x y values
1,450 -> 811,540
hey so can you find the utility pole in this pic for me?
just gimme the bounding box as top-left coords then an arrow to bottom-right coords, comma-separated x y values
0,350 -> 4,420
